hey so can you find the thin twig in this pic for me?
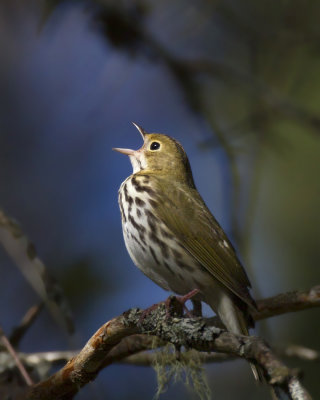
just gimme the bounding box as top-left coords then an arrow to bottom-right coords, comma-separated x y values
0,326 -> 33,386
10,303 -> 43,347
281,345 -> 319,362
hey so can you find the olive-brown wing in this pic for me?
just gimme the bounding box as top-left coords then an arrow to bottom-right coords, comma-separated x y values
152,178 -> 255,309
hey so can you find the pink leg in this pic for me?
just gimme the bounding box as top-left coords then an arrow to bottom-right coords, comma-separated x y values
175,289 -> 200,316
140,289 -> 200,321
165,289 -> 200,317
176,289 -> 200,304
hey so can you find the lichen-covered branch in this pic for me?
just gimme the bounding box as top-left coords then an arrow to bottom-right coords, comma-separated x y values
26,289 -> 317,400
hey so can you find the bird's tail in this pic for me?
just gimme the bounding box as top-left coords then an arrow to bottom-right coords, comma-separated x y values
239,322 -> 264,382
208,292 -> 264,382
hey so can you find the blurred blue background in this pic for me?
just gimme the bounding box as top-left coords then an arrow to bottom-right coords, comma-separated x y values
0,0 -> 319,399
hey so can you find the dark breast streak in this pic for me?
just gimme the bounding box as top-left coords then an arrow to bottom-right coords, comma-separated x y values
119,174 -> 208,296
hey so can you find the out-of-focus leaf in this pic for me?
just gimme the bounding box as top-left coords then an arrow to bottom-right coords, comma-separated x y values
0,209 -> 74,334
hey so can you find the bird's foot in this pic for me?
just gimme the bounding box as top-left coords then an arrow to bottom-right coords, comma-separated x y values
140,289 -> 200,322
191,298 -> 202,317
139,302 -> 164,322
165,289 -> 200,318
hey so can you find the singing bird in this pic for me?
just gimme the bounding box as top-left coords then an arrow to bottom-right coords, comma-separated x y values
114,124 -> 261,380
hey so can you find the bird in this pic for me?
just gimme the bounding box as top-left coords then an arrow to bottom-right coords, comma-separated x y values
113,123 -> 261,380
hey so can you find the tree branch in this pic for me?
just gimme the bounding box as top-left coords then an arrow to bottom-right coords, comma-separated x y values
27,314 -> 139,400
5,341 -> 317,373
254,286 -> 320,320
25,286 -> 319,400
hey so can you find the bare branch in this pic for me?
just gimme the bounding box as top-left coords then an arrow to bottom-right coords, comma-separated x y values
282,345 -> 319,362
117,349 -> 233,366
112,343 -> 320,367
8,342 -> 316,372
10,303 -> 43,347
254,286 -> 320,320
26,315 -> 139,400
0,326 -> 33,386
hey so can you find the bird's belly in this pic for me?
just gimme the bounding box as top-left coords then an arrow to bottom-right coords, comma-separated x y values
119,176 -> 208,296
123,223 -> 206,295
123,226 -> 172,291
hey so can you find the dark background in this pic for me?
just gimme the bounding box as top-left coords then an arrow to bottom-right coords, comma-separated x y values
0,0 -> 319,399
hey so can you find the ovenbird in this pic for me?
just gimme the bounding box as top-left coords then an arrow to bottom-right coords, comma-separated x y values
114,124 -> 261,380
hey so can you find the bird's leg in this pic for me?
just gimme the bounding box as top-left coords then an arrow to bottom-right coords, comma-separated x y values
140,289 -> 200,322
164,295 -> 184,317
139,301 -> 165,322
191,299 -> 202,317
176,288 -> 200,305
167,289 -> 200,317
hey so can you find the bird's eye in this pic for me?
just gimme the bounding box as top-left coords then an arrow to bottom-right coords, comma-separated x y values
150,141 -> 161,151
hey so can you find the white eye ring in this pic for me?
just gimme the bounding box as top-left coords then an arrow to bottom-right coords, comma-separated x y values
150,141 -> 161,151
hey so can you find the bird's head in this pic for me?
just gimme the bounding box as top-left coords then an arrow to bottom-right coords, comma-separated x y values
113,123 -> 195,187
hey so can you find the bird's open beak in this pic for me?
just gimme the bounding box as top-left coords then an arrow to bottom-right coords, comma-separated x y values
112,147 -> 135,156
113,123 -> 146,155
132,122 -> 146,139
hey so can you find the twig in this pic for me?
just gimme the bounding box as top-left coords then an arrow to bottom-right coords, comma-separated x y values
282,345 -> 319,361
0,326 -> 33,386
10,303 -> 43,347
204,114 -> 242,243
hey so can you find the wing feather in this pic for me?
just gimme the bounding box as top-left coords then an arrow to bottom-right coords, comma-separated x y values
149,176 -> 255,309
